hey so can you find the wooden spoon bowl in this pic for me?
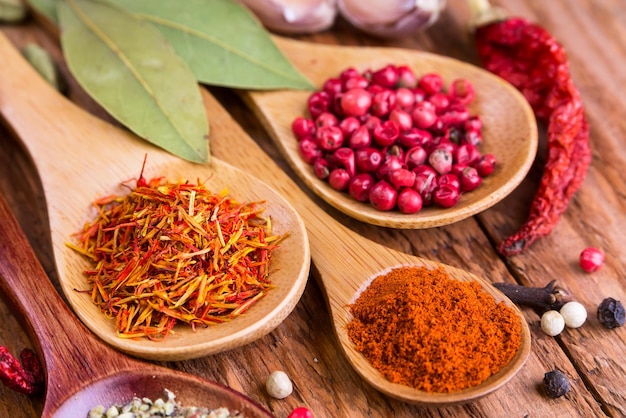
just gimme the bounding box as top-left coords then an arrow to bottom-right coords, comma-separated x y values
0,32 -> 310,361
0,194 -> 273,418
244,36 -> 538,228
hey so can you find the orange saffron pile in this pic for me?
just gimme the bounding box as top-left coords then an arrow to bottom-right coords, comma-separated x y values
68,176 -> 282,340
347,266 -> 522,393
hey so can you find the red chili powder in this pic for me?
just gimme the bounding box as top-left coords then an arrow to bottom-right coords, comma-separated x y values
347,266 -> 522,393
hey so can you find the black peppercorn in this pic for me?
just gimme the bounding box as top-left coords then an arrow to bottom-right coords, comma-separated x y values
543,369 -> 571,398
597,297 -> 625,329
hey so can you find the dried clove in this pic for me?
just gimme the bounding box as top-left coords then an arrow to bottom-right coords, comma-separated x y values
494,280 -> 573,314
543,369 -> 571,398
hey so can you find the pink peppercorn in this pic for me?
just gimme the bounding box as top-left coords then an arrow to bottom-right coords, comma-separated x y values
371,64 -> 400,88
339,116 -> 361,138
315,112 -> 338,129
355,147 -> 384,173
473,153 -> 496,176
388,168 -> 416,189
579,247 -> 604,273
328,168 -> 351,191
369,181 -> 398,211
389,108 -> 413,131
292,64 -> 492,214
411,101 -> 437,129
397,188 -> 423,214
299,138 -> 322,164
395,87 -> 415,109
428,148 -> 453,175
460,166 -> 483,192
331,147 -> 356,177
341,88 -> 371,116
349,173 -> 375,202
397,65 -> 417,88
315,126 -> 344,152
288,407 -> 314,418
418,73 -> 443,95
433,185 -> 460,208
292,117 -> 316,140
307,91 -> 330,119
450,78 -> 476,105
373,120 -> 400,147
313,158 -> 330,180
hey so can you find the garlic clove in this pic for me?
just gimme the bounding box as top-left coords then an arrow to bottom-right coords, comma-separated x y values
337,0 -> 446,39
238,0 -> 337,34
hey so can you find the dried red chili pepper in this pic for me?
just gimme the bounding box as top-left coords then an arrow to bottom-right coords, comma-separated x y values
0,346 -> 44,395
474,17 -> 591,255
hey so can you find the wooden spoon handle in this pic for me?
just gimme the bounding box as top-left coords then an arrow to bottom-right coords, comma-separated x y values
0,192 -> 78,360
0,193 -> 131,407
0,32 -> 70,159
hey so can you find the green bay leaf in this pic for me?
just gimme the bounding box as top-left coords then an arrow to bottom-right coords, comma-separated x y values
26,0 -> 57,23
107,0 -> 314,90
1,0 -> 27,22
58,0 -> 209,162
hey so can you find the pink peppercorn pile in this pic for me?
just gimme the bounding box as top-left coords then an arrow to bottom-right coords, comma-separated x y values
291,64 -> 496,213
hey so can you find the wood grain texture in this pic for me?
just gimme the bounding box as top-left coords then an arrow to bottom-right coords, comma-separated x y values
1,0 -> 625,416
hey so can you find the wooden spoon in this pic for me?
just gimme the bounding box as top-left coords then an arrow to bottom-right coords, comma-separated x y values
209,56 -> 533,405
0,31 -> 310,361
0,193 -> 273,418
244,36 -> 538,228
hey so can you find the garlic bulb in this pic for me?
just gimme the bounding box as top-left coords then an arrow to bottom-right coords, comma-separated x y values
337,0 -> 446,39
239,0 -> 337,34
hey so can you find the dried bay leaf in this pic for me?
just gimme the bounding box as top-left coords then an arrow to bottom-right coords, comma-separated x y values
107,0 -> 314,90
0,0 -> 27,22
58,0 -> 209,162
27,0 -> 57,22
22,42 -> 66,92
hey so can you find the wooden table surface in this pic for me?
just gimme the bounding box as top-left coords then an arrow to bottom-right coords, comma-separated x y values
1,1 -> 625,417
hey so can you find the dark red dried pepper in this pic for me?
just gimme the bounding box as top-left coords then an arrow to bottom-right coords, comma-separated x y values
474,17 -> 591,255
0,346 -> 44,395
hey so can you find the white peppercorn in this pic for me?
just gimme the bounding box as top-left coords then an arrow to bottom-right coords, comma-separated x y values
541,310 -> 565,336
560,301 -> 587,328
266,370 -> 293,399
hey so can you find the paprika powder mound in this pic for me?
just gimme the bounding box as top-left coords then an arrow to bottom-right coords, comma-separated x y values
347,266 -> 522,393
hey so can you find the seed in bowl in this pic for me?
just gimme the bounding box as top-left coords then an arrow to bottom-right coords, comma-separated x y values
87,388 -> 243,418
